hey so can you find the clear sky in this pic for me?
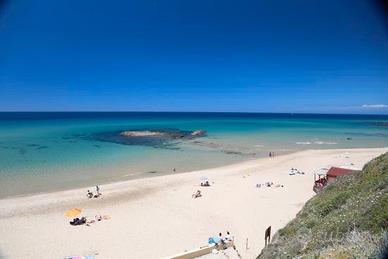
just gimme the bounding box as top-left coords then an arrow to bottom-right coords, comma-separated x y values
0,0 -> 387,113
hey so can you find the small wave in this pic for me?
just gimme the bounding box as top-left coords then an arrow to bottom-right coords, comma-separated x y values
296,142 -> 311,145
296,141 -> 337,145
313,141 -> 337,145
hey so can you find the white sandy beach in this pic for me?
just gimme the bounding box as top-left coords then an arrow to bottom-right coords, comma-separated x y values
0,148 -> 387,259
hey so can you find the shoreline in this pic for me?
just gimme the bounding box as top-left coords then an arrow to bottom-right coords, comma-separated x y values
0,148 -> 387,215
0,146 -> 298,200
0,146 -> 385,201
0,147 -> 387,258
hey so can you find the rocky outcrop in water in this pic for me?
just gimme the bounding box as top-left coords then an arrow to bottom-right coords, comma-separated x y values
119,129 -> 206,139
90,129 -> 207,148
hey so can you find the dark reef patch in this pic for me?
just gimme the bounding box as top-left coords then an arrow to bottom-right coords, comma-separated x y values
86,129 -> 207,149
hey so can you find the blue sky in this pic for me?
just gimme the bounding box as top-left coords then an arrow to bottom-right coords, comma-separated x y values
0,0 -> 387,113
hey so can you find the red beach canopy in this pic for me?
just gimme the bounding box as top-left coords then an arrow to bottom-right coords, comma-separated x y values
326,167 -> 353,178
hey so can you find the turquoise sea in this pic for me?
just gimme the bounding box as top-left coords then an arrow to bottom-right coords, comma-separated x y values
0,112 -> 387,198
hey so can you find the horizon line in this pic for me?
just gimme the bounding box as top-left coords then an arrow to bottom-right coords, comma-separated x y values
0,111 -> 387,116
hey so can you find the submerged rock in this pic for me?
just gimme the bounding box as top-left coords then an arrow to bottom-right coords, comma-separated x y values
89,128 -> 207,148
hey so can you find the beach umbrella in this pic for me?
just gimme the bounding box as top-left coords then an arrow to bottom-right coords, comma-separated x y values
65,208 -> 82,217
317,168 -> 329,175
200,176 -> 209,182
208,236 -> 221,245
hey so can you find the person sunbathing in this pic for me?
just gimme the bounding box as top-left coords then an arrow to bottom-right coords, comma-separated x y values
192,190 -> 202,198
69,217 -> 79,225
70,217 -> 86,226
86,218 -> 96,226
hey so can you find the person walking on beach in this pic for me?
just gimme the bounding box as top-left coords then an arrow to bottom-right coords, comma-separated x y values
96,185 -> 101,196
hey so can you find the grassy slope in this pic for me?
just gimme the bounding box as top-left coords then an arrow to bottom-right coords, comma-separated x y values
258,152 -> 388,259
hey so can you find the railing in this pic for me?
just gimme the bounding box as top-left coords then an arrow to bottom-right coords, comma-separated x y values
163,240 -> 235,259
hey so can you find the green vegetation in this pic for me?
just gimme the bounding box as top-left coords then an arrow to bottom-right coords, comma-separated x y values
258,152 -> 388,259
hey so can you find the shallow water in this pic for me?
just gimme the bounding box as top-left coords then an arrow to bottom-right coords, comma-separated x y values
0,112 -> 387,197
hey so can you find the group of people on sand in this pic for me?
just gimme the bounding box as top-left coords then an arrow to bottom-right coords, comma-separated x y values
289,168 -> 305,176
70,215 -> 110,226
200,180 -> 211,187
70,217 -> 87,226
87,185 -> 101,199
315,177 -> 327,189
69,185 -> 109,227
208,231 -> 233,247
268,151 -> 275,158
220,231 -> 233,243
85,215 -> 110,226
256,182 -> 284,188
192,179 -> 213,198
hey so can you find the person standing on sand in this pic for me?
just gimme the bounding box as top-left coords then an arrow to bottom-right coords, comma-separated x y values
96,185 -> 100,196
225,231 -> 233,241
219,233 -> 225,243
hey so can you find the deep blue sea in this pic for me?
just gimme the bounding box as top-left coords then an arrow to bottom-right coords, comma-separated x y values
0,112 -> 387,197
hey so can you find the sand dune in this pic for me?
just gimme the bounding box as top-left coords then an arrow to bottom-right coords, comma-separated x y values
0,148 -> 386,259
